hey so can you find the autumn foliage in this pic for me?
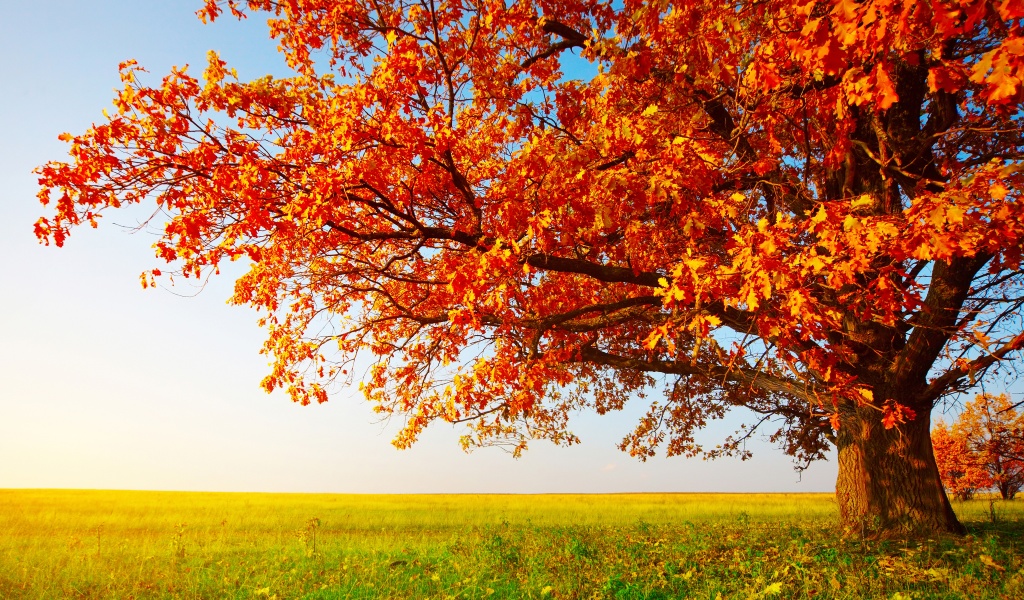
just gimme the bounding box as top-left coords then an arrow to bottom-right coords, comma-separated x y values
931,419 -> 992,501
36,1 -> 1024,534
934,393 -> 1024,501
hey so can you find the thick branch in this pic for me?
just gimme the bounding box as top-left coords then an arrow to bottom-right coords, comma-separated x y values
522,295 -> 662,330
525,254 -> 663,287
578,346 -> 813,402
521,19 -> 588,69
890,254 -> 992,396
919,331 -> 1024,405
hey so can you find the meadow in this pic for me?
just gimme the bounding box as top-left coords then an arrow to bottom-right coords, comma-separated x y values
0,489 -> 1021,599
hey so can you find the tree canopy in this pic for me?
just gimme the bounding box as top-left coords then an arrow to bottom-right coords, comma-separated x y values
932,418 -> 993,501
934,393 -> 1024,500
37,0 -> 1024,534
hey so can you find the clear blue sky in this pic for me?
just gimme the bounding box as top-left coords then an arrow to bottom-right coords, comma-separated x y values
0,0 -> 841,493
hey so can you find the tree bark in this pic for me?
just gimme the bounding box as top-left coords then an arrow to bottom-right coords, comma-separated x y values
836,404 -> 966,536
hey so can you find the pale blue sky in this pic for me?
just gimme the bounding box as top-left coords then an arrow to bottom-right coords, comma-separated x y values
0,0 -> 839,493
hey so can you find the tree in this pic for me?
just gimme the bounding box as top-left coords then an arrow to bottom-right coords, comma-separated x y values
952,393 -> 1024,500
931,419 -> 992,501
35,0 -> 1024,536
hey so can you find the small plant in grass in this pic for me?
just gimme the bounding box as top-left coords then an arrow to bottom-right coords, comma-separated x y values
171,522 -> 187,560
297,517 -> 321,557
93,524 -> 103,557
565,532 -> 596,561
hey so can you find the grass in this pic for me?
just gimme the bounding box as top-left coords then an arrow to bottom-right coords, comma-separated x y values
0,489 -> 1021,599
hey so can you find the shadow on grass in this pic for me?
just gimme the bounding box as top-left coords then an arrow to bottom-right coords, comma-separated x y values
965,517 -> 1024,541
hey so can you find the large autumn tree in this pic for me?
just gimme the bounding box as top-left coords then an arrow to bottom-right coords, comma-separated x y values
36,0 -> 1024,535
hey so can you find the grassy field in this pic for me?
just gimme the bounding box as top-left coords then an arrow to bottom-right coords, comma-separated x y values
0,490 -> 1021,599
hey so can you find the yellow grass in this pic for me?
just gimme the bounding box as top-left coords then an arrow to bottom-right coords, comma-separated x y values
1,489 -> 1021,598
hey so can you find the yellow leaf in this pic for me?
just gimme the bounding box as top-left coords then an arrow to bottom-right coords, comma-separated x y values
805,256 -> 826,273
745,289 -> 760,311
644,330 -> 663,350
385,30 -> 398,47
980,554 -> 1005,571
856,388 -> 874,403
811,205 -> 827,223
874,222 -> 899,237
642,105 -> 658,117
851,194 -> 873,208
991,183 -> 1009,200
974,329 -> 992,350
696,150 -> 719,164
912,244 -> 933,260
762,582 -> 784,596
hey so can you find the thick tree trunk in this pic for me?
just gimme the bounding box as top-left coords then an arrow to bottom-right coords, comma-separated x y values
835,404 -> 966,536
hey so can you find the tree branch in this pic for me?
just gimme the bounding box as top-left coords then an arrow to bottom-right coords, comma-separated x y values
578,346 -> 813,402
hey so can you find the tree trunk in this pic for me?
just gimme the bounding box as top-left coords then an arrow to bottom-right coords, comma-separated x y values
835,404 -> 966,536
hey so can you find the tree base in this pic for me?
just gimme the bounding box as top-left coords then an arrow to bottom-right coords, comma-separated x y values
836,405 -> 966,537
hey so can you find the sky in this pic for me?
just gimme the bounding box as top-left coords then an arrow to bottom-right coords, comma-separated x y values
0,0 -> 842,494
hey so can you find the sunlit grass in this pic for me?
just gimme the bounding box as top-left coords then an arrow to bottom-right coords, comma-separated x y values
1,489 -> 1021,598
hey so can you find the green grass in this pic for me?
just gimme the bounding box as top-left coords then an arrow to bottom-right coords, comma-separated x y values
0,490 -> 1021,599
